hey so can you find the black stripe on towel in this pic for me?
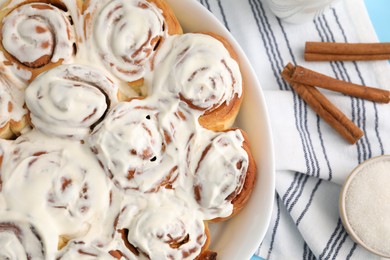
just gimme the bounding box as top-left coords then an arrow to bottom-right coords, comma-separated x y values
248,0 -> 289,90
296,179 -> 322,226
216,0 -> 230,30
303,242 -> 316,260
266,192 -> 282,260
319,219 -> 345,259
202,0 -> 211,11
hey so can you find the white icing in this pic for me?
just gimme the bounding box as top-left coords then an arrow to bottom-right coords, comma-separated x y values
191,130 -> 249,219
0,232 -> 27,260
1,3 -> 74,65
125,192 -> 206,259
0,68 -> 26,129
0,0 -> 251,258
1,131 -> 111,240
86,0 -> 167,83
149,33 -> 242,110
88,99 -> 178,192
25,64 -> 118,139
0,211 -> 57,259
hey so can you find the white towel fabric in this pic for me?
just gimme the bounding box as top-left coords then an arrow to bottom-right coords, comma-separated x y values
196,0 -> 390,259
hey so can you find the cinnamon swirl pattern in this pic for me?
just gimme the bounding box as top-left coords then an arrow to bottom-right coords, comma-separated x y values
89,0 -> 165,83
0,132 -> 111,241
25,64 -> 119,139
89,99 -> 178,192
150,33 -> 243,130
0,0 -> 77,82
84,0 -> 182,92
0,0 -> 256,259
152,34 -> 242,110
0,212 -> 50,259
123,194 -> 208,259
190,130 -> 250,220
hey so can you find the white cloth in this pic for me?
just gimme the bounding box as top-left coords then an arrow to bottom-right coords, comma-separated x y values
197,0 -> 390,259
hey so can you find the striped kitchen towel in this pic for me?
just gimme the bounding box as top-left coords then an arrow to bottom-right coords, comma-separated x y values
197,0 -> 390,259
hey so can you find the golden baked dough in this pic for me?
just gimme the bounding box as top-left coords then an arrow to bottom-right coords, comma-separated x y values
198,33 -> 244,131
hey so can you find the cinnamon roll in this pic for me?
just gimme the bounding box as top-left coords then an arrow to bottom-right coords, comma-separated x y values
117,193 -> 213,259
0,212 -> 50,259
88,99 -> 178,192
0,0 -> 78,82
150,33 -> 244,131
189,129 -> 256,221
0,66 -> 27,139
0,131 -> 111,242
25,64 -> 119,139
83,0 -> 182,95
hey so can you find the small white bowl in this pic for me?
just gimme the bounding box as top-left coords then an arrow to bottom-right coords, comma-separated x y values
340,155 -> 390,258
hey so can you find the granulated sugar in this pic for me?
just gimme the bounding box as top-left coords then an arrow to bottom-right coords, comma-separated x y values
345,159 -> 390,256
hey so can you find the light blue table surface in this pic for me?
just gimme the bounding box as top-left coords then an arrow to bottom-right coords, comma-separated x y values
250,1 -> 388,260
364,0 -> 390,42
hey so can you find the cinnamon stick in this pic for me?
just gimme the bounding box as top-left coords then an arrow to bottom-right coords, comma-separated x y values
305,42 -> 390,61
282,63 -> 364,144
290,65 -> 390,103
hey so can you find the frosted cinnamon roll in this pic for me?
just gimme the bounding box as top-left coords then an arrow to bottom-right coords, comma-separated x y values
88,99 -> 178,192
0,131 -> 111,242
0,0 -> 78,82
0,67 -> 27,139
0,212 -> 50,259
189,129 -> 256,221
25,64 -> 119,139
150,33 -> 243,131
117,193 -> 212,259
83,0 -> 182,95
